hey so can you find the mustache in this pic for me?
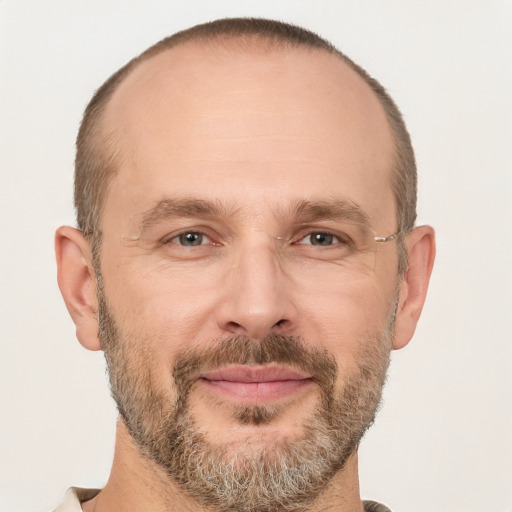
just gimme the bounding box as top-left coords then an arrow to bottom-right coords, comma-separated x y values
172,334 -> 338,405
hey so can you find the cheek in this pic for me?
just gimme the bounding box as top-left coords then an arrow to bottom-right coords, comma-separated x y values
100,237 -> 399,371
294,277 -> 396,366
101,258 -> 222,354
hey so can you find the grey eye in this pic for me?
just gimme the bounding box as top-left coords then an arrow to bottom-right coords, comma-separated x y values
310,233 -> 334,246
298,232 -> 338,246
176,232 -> 206,246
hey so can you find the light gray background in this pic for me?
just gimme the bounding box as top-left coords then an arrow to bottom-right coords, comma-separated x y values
1,1 -> 511,511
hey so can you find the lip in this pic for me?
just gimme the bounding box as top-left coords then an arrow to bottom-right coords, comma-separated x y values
198,365 -> 314,403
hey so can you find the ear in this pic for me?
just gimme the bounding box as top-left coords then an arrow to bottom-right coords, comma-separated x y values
393,225 -> 436,350
55,226 -> 101,351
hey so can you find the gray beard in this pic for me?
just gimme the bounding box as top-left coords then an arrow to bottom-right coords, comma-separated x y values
98,281 -> 393,512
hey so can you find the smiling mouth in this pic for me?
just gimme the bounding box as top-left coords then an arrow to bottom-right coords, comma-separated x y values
198,365 -> 315,403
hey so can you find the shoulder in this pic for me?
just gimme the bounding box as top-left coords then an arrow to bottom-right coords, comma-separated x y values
363,500 -> 393,512
51,487 -> 101,512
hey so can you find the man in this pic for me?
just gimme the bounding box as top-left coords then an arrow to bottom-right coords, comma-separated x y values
54,17 -> 435,512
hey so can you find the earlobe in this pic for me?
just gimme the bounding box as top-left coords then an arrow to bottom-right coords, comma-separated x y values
393,225 -> 436,350
55,226 -> 101,351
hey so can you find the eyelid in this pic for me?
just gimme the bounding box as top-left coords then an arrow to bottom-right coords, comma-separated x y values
292,228 -> 354,246
160,228 -> 219,246
156,224 -> 357,247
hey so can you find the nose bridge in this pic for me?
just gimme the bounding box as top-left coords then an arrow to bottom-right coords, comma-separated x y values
217,235 -> 294,338
239,238 -> 280,300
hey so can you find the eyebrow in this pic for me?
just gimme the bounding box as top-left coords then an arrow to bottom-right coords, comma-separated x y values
138,196 -> 373,234
140,198 -> 235,233
288,199 -> 373,231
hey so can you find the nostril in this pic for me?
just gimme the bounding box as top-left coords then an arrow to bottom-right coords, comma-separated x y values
227,321 -> 243,331
274,319 -> 287,327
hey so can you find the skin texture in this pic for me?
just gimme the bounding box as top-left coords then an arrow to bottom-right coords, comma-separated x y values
56,41 -> 435,512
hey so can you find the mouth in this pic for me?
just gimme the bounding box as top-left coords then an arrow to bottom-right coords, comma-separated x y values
198,365 -> 315,403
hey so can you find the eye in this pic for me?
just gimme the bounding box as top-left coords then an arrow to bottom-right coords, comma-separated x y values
297,232 -> 347,247
169,232 -> 211,247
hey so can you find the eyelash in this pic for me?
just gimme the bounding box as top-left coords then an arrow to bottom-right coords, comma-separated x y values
161,230 -> 217,247
161,229 -> 353,249
293,231 -> 352,247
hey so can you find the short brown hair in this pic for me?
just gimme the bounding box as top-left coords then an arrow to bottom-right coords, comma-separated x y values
75,18 -> 416,272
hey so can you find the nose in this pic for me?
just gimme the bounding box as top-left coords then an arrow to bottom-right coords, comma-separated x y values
215,239 -> 297,339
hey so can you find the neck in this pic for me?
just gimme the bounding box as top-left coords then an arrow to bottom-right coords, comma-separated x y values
83,419 -> 365,512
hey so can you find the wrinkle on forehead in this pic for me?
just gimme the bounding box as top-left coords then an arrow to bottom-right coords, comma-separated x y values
137,196 -> 375,239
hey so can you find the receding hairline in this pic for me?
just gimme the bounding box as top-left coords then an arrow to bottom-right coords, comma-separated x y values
94,31 -> 394,181
101,30 -> 381,123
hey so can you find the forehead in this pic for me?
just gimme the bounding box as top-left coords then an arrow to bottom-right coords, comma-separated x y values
101,40 -> 396,230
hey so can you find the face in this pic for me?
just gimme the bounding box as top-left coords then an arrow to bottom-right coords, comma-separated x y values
97,43 -> 400,510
